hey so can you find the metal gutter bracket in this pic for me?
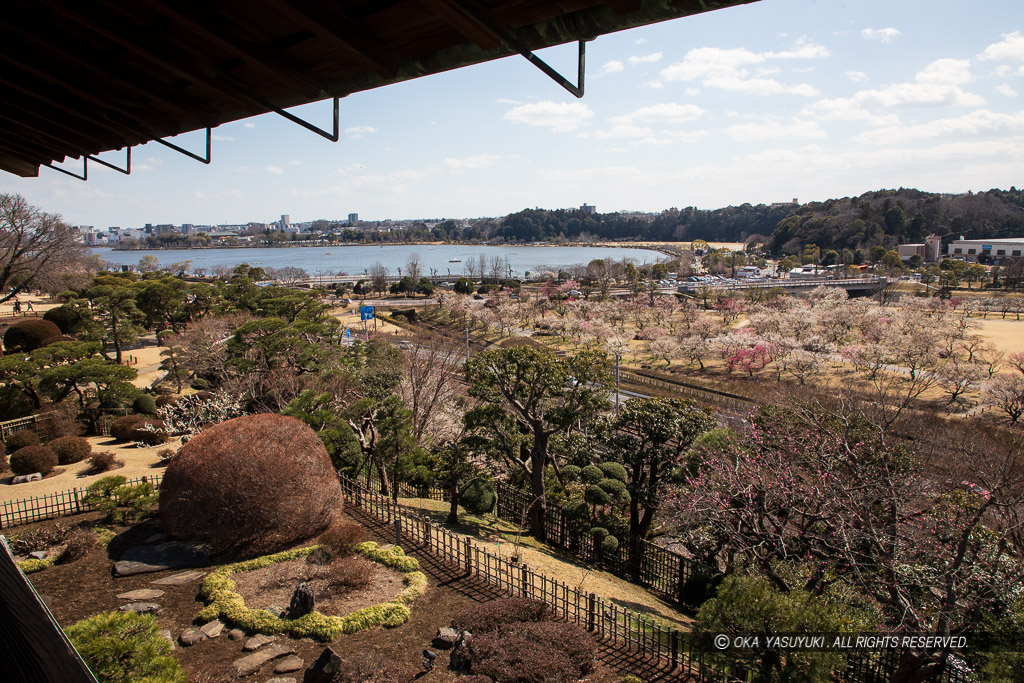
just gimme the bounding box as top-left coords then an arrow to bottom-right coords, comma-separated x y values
86,146 -> 131,175
155,127 -> 212,164
43,157 -> 87,180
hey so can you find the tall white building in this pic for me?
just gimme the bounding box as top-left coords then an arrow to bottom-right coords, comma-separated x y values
947,236 -> 1024,264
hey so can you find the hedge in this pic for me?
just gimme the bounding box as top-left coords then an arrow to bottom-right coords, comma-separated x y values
196,542 -> 426,641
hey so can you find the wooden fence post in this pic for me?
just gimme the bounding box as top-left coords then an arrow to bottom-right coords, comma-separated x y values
520,564 -> 529,598
587,592 -> 596,632
463,537 -> 471,574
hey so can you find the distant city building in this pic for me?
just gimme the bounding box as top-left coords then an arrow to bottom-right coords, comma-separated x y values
897,234 -> 943,263
770,198 -> 799,208
348,213 -> 358,224
947,236 -> 1024,264
580,203 -> 596,214
281,214 -> 290,228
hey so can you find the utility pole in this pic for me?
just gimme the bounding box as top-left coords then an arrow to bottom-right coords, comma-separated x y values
615,354 -> 621,416
466,328 -> 470,364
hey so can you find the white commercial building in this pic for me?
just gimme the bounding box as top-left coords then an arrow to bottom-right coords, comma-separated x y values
947,236 -> 1024,264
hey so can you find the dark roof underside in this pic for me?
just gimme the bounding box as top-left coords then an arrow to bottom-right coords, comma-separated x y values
0,0 -> 758,178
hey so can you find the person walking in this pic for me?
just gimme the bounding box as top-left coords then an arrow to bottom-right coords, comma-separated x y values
12,299 -> 21,313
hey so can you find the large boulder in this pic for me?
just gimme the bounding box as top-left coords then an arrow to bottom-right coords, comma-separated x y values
159,414 -> 342,557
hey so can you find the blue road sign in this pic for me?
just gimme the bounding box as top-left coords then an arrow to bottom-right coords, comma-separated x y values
345,329 -> 351,338
360,305 -> 374,321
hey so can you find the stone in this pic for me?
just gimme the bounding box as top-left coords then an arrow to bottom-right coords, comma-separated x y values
117,588 -> 164,600
243,634 -> 276,652
227,628 -> 245,641
12,473 -> 42,484
158,629 -> 175,649
199,620 -> 224,638
449,632 -> 473,671
433,626 -> 461,650
287,582 -> 314,619
151,569 -> 206,585
116,541 -> 210,573
232,643 -> 296,677
266,679 -> 297,683
273,656 -> 303,674
178,628 -> 207,646
266,604 -> 285,617
113,561 -> 166,577
118,602 -> 160,614
28,551 -> 48,560
143,532 -> 169,544
303,647 -> 342,683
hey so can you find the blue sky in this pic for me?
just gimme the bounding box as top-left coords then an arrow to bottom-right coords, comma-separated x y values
3,0 -> 1023,227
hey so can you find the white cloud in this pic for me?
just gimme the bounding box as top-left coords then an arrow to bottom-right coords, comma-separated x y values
629,52 -> 663,66
600,60 -> 624,76
243,122 -> 256,128
861,27 -> 902,43
634,38 -> 647,45
212,135 -> 235,142
916,58 -> 972,85
685,88 -> 701,96
807,59 -> 984,120
640,81 -> 664,89
997,83 -> 1019,97
503,101 -> 594,132
610,103 -> 705,125
979,31 -> 1024,62
345,125 -> 379,139
725,119 -> 827,143
266,165 -> 284,175
442,154 -> 501,170
844,70 -> 868,83
854,109 -> 1024,145
660,40 -> 827,96
496,98 -> 521,105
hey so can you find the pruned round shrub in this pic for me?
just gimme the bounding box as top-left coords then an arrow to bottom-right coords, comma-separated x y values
44,305 -> 88,334
154,395 -> 179,408
6,430 -> 40,452
597,461 -> 628,483
580,464 -> 604,484
48,435 -> 91,465
452,598 -> 548,634
598,478 -> 629,501
109,415 -> 165,444
2,318 -> 62,352
132,394 -> 157,416
584,484 -> 611,507
560,464 -> 581,482
66,610 -> 186,683
600,534 -> 620,554
87,450 -> 119,473
109,415 -> 147,442
337,652 -> 417,683
590,527 -> 609,545
318,521 -> 365,559
9,444 -> 57,476
468,621 -> 596,683
159,413 -> 342,557
461,478 -> 496,515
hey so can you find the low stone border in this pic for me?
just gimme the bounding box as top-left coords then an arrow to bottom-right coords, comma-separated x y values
196,541 -> 427,641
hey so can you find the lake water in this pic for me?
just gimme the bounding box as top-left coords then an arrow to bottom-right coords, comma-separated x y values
92,244 -> 666,278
